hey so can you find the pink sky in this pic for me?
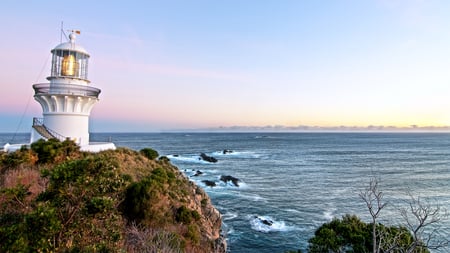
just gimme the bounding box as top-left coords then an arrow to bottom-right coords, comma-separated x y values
1,1 -> 450,132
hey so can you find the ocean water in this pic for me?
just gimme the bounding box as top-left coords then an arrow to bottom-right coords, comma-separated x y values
2,132 -> 450,252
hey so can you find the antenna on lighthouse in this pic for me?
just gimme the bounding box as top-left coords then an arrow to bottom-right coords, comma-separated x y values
60,21 -> 68,43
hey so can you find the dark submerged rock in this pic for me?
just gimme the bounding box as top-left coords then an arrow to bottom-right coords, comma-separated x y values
223,149 -> 233,154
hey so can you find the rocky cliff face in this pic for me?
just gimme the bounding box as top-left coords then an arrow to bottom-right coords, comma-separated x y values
0,144 -> 226,253
187,180 -> 227,252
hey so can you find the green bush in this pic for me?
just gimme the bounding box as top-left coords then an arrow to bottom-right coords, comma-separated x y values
30,138 -> 79,164
86,196 -> 114,214
0,146 -> 37,169
175,206 -> 200,224
121,179 -> 153,222
140,148 -> 159,160
308,214 -> 429,253
186,224 -> 200,245
0,204 -> 61,252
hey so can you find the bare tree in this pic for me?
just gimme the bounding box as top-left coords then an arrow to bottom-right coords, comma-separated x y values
400,193 -> 449,253
360,177 -> 387,253
360,178 -> 449,253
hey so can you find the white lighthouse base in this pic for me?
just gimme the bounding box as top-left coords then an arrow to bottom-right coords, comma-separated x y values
80,142 -> 116,152
3,143 -> 27,153
3,141 -> 116,153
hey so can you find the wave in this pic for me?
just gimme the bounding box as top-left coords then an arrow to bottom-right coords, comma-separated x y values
196,179 -> 249,190
323,208 -> 336,221
166,154 -> 217,164
222,211 -> 239,221
249,215 -> 294,233
211,150 -> 261,159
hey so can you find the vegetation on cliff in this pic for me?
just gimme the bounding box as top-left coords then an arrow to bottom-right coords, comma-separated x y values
0,139 -> 224,253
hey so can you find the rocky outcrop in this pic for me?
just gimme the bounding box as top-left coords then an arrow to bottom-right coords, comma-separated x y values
202,180 -> 217,187
200,153 -> 218,163
255,216 -> 273,226
193,170 -> 203,176
187,182 -> 226,252
220,175 -> 240,187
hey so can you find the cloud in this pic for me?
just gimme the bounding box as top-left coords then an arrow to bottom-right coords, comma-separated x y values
192,124 -> 450,132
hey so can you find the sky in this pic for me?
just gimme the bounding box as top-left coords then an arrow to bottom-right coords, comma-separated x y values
1,0 -> 450,132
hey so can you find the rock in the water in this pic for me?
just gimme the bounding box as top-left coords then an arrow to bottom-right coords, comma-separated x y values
261,218 -> 273,226
202,180 -> 217,187
223,149 -> 233,154
254,216 -> 273,226
200,153 -> 218,163
220,175 -> 240,187
193,170 -> 203,177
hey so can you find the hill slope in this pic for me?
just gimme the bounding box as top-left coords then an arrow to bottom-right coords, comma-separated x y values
0,140 -> 226,252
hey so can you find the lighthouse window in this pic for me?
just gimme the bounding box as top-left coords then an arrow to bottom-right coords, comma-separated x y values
50,49 -> 89,80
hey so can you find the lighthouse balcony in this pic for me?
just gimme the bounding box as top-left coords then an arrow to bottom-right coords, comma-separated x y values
33,83 -> 101,98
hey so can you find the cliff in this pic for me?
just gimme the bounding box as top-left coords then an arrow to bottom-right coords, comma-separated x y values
0,139 -> 226,253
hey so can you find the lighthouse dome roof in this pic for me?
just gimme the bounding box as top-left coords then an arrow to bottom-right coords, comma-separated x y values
52,41 -> 90,57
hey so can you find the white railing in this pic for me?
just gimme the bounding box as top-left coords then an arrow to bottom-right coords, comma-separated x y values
33,83 -> 101,98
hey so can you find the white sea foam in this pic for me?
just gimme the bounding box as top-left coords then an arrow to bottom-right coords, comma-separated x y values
249,215 -> 293,233
223,211 -> 239,221
167,154 -> 216,164
239,193 -> 266,202
323,208 -> 336,221
211,150 -> 261,159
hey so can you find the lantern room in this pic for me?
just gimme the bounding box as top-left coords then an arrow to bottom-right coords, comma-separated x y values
48,32 -> 90,84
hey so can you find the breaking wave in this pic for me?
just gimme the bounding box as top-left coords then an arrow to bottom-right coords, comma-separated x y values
249,215 -> 294,233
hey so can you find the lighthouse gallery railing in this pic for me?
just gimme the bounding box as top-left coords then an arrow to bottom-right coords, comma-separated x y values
33,83 -> 101,98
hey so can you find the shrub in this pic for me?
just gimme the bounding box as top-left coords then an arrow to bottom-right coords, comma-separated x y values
308,214 -> 429,253
186,224 -> 200,245
140,148 -> 159,160
159,156 -> 170,162
175,206 -> 200,224
86,196 -> 114,214
121,179 -> 152,222
0,203 -> 61,252
30,138 -> 79,164
0,146 -> 37,169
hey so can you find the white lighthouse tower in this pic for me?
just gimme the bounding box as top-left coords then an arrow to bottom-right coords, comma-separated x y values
28,30 -> 115,152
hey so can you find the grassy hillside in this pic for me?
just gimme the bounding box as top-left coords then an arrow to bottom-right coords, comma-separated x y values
0,139 -> 225,253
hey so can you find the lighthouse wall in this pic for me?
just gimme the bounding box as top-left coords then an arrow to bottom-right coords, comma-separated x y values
43,114 -> 90,146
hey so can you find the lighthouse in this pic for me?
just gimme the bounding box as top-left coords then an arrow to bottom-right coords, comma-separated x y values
9,30 -> 116,152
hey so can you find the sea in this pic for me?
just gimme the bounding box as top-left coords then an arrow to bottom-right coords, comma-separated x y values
2,132 -> 450,253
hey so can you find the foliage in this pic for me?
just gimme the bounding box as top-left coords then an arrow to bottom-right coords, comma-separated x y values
308,214 -> 429,253
308,214 -> 371,253
0,146 -> 220,253
0,145 -> 37,169
30,138 -> 79,164
121,178 -> 153,222
121,166 -> 179,222
0,203 -> 61,252
140,147 -> 159,160
125,223 -> 184,253
175,205 -> 201,224
186,224 -> 200,245
1,155 -> 129,252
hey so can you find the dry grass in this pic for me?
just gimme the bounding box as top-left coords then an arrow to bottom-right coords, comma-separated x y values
2,167 -> 47,200
125,222 -> 184,253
